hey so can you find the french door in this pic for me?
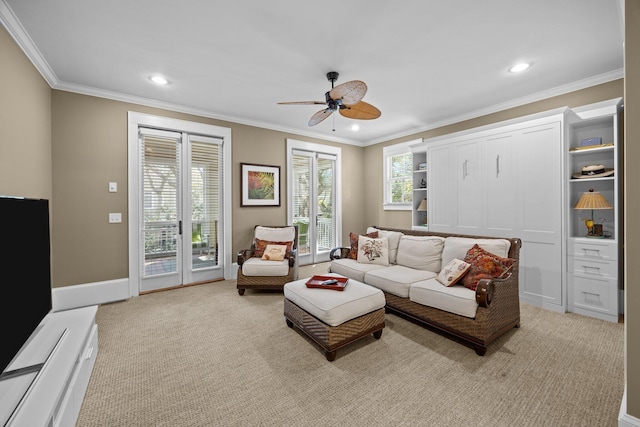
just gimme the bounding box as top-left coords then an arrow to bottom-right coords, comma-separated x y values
287,139 -> 341,265
138,128 -> 223,292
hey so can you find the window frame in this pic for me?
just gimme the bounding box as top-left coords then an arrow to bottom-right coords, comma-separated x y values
382,140 -> 418,211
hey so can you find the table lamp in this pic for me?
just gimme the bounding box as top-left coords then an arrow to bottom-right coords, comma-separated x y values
417,198 -> 427,225
573,188 -> 612,237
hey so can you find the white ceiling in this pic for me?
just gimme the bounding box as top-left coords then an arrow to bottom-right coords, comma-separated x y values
0,0 -> 624,146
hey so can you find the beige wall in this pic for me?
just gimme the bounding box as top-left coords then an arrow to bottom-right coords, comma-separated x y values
50,91 -> 365,287
0,25 -> 51,200
625,1 -> 640,419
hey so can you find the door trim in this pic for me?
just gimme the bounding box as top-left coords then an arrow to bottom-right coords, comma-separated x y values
286,138 -> 342,264
127,112 -> 232,297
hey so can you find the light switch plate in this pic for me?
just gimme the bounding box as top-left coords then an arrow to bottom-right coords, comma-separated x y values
109,213 -> 122,223
108,182 -> 118,192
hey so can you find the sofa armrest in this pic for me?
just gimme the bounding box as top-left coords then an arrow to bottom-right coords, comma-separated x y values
237,249 -> 254,266
475,267 -> 517,308
475,280 -> 493,308
329,247 -> 350,260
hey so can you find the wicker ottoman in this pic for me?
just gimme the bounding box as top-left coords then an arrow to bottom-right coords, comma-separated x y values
283,274 -> 385,361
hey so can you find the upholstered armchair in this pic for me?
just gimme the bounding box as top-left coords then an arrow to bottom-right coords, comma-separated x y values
236,225 -> 299,295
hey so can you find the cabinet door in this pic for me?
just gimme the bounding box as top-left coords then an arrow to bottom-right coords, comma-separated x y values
485,133 -> 517,235
516,122 -> 564,307
427,144 -> 456,232
456,140 -> 483,232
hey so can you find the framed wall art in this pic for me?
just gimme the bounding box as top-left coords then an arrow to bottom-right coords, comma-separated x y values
241,163 -> 280,207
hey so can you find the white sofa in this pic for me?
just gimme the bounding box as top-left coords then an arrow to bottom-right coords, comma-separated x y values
329,226 -> 522,355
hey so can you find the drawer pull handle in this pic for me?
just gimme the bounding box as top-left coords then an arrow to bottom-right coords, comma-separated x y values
85,346 -> 94,361
583,248 -> 601,256
582,291 -> 601,300
582,265 -> 601,274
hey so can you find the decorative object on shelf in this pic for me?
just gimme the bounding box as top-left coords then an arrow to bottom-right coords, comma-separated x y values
420,178 -> 426,188
580,137 -> 602,147
571,164 -> 614,179
573,188 -> 612,237
417,198 -> 428,224
418,162 -> 427,170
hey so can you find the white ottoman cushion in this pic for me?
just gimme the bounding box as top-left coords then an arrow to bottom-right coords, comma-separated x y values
241,257 -> 290,276
364,265 -> 437,298
409,278 -> 478,319
284,274 -> 385,327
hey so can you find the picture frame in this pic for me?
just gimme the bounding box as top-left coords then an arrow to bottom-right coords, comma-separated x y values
241,163 -> 280,207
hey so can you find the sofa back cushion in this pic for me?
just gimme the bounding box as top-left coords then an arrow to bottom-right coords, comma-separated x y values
396,235 -> 445,272
441,237 -> 511,268
367,227 -> 403,264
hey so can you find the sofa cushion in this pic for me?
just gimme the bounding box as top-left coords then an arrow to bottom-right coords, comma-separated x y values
441,237 -> 511,268
367,227 -> 403,264
329,258 -> 387,282
357,236 -> 389,266
284,274 -> 385,327
241,257 -> 290,276
409,278 -> 478,318
461,244 -> 516,291
349,231 -> 378,259
436,258 -> 471,286
395,235 -> 445,272
364,265 -> 437,298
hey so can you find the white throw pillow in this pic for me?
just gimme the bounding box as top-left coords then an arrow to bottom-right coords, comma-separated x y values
437,258 -> 471,287
357,236 -> 390,266
261,244 -> 287,261
395,235 -> 445,272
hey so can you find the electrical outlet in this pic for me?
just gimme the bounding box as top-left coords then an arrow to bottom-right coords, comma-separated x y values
108,182 -> 118,192
109,213 -> 122,223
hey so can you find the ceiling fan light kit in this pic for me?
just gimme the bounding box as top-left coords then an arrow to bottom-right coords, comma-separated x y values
278,71 -> 381,127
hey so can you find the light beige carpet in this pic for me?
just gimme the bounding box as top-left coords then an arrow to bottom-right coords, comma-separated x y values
76,263 -> 624,427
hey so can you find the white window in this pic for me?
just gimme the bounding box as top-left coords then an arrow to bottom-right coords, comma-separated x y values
383,140 -> 418,210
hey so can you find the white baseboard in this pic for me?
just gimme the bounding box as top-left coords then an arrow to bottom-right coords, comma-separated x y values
52,278 -> 129,311
619,387 -> 640,427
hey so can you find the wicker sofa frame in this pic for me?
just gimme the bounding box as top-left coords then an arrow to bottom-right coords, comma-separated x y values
329,226 -> 522,356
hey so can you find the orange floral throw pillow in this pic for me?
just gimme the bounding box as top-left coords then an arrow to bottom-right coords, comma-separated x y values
461,244 -> 515,291
254,238 -> 293,258
349,231 -> 378,259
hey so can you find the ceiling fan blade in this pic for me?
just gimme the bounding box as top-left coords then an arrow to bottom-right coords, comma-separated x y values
339,101 -> 381,120
308,108 -> 333,126
329,80 -> 367,106
277,101 -> 326,105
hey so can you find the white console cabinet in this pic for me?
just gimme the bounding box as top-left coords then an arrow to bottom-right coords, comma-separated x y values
0,306 -> 98,427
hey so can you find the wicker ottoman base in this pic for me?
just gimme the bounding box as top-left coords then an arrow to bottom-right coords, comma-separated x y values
284,298 -> 385,361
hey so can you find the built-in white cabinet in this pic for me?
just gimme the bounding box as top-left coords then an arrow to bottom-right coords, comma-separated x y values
0,306 -> 98,427
566,98 -> 622,322
418,109 -> 567,312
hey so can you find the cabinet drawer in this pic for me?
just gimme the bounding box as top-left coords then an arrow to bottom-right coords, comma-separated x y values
569,239 -> 617,261
568,257 -> 617,279
570,274 -> 617,316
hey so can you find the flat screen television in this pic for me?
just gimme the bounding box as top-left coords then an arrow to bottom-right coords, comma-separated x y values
0,196 -> 52,377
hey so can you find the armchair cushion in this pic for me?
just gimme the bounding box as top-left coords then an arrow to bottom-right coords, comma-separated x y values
241,257 -> 291,276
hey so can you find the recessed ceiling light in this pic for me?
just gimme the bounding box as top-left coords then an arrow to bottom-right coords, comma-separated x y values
149,75 -> 169,85
509,63 -> 530,73
350,124 -> 360,131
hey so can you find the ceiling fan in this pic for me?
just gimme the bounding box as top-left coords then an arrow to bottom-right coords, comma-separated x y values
278,71 -> 381,127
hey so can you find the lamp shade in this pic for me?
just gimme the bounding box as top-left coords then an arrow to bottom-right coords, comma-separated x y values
417,198 -> 427,211
573,188 -> 612,210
